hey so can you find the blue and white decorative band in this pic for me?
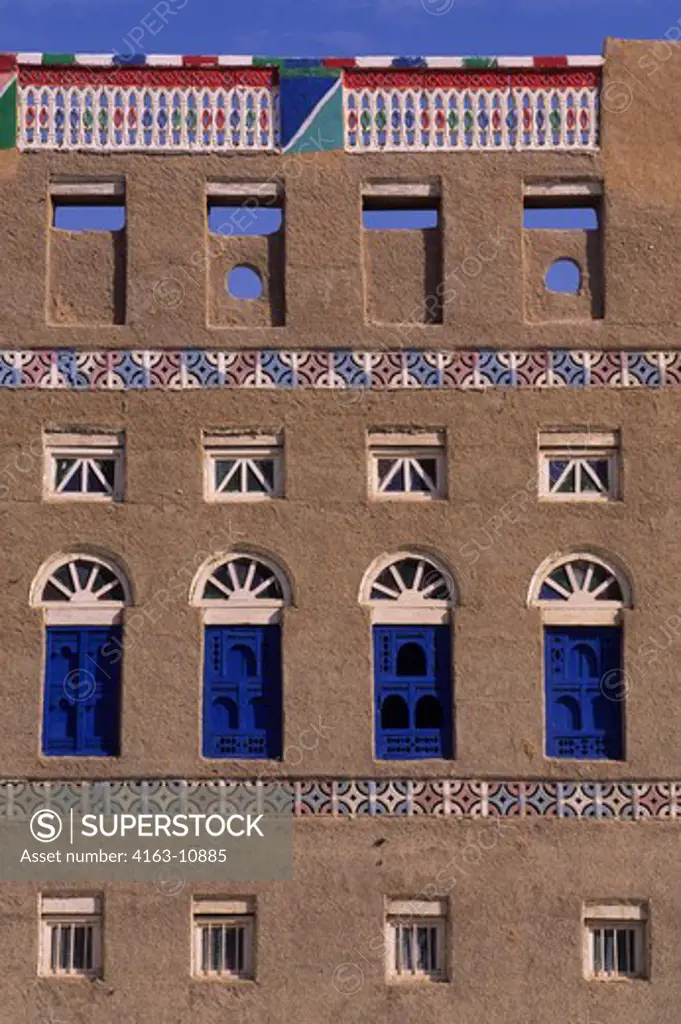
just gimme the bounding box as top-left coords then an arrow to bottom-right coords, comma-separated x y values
0,349 -> 677,391
0,779 -> 678,819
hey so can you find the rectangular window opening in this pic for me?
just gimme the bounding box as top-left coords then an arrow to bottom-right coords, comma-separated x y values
40,896 -> 102,978
386,899 -> 447,981
44,431 -> 124,502
363,181 -> 440,230
584,903 -> 647,980
203,431 -> 283,502
207,182 -> 283,236
538,428 -> 619,502
523,181 -> 602,231
192,900 -> 254,979
51,182 -> 126,232
369,430 -> 445,500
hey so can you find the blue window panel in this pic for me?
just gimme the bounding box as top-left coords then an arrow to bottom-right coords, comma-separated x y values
203,625 -> 282,759
545,625 -> 623,760
43,626 -> 122,756
374,625 -> 452,760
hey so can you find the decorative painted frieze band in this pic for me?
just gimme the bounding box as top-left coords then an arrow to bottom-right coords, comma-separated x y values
0,779 -> 678,819
0,350 -> 676,391
0,52 -> 603,153
344,68 -> 599,151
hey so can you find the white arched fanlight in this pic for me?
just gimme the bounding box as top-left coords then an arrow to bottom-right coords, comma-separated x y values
31,553 -> 131,625
528,551 -> 632,625
359,551 -> 457,624
190,552 -> 292,624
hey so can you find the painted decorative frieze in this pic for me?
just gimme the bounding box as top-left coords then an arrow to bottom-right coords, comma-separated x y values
0,349 -> 675,391
0,52 -> 603,153
0,778 -> 679,820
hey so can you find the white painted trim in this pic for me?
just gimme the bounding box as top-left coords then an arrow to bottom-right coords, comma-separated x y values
206,182 -> 282,200
192,914 -> 253,979
387,899 -> 447,917
50,181 -> 125,198
190,552 -> 291,609
202,606 -> 282,625
363,182 -> 440,200
583,919 -> 646,980
194,899 -> 254,916
370,606 -> 450,625
585,903 -> 647,922
359,551 -> 457,611
203,447 -> 283,502
540,608 -> 622,626
368,430 -> 443,448
203,431 -> 281,448
42,896 -> 100,915
538,429 -> 617,449
525,182 -> 603,199
537,449 -> 619,503
527,551 -> 632,610
44,432 -> 123,448
43,607 -> 124,626
385,916 -> 446,981
31,553 -> 132,610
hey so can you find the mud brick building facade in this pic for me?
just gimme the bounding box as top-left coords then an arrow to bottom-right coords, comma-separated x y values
0,36 -> 680,1024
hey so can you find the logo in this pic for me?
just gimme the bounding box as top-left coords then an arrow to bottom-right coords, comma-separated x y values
30,808 -> 63,843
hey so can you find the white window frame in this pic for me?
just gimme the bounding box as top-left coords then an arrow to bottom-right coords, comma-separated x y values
203,432 -> 283,502
368,431 -> 445,501
538,429 -> 619,502
39,896 -> 102,978
192,899 -> 254,980
44,432 -> 124,502
583,903 -> 648,981
385,899 -> 447,982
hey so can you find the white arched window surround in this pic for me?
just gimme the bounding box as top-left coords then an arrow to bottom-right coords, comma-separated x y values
528,551 -> 632,626
30,553 -> 132,625
359,551 -> 457,625
190,552 -> 292,625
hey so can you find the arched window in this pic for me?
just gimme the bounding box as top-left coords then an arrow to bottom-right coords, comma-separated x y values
529,552 -> 631,761
31,554 -> 130,757
360,552 -> 455,760
191,553 -> 290,759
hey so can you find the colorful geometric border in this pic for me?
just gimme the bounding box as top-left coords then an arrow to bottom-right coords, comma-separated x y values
0,350 -> 676,391
4,54 -> 604,71
0,779 -> 678,819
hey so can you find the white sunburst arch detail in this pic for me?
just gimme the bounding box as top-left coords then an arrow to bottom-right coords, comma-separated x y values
190,552 -> 292,624
31,552 -> 132,625
528,551 -> 633,625
359,551 -> 457,624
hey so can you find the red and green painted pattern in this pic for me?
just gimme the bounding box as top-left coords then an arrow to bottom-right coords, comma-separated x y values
0,52 -> 603,152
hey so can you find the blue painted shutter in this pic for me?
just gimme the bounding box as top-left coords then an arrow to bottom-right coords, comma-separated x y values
374,625 -> 452,759
43,626 -> 121,756
203,625 -> 282,759
545,625 -> 623,760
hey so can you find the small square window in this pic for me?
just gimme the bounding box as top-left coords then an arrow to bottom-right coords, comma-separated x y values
204,432 -> 283,501
39,896 -> 102,978
369,431 -> 445,500
192,899 -> 254,979
44,432 -> 124,502
583,903 -> 648,980
385,899 -> 447,981
538,429 -> 619,501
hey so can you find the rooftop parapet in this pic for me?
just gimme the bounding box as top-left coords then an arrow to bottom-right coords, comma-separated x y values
0,52 -> 602,154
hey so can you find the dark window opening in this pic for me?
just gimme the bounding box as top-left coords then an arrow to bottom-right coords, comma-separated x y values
381,694 -> 410,730
396,642 -> 427,677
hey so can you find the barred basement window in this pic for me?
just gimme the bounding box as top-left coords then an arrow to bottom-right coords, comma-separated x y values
39,896 -> 102,978
584,903 -> 648,980
44,432 -> 124,501
538,429 -> 619,501
386,900 -> 446,981
193,900 -> 254,979
204,432 -> 283,501
369,431 -> 445,500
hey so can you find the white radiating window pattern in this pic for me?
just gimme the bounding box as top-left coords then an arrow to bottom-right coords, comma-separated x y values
20,83 -> 278,152
534,556 -> 626,606
345,77 -> 599,152
195,555 -> 288,605
365,555 -> 454,606
204,434 -> 283,501
35,556 -> 129,606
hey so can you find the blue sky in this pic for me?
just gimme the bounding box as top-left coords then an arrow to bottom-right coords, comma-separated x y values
0,0 -> 675,56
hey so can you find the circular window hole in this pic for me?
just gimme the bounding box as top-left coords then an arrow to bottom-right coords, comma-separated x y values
226,265 -> 263,300
544,259 -> 581,295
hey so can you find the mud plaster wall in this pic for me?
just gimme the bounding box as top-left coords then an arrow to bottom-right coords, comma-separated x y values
1,823 -> 680,1024
363,227 -> 443,325
48,228 -> 126,326
207,230 -> 285,327
0,385 -> 678,781
523,228 -> 603,322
